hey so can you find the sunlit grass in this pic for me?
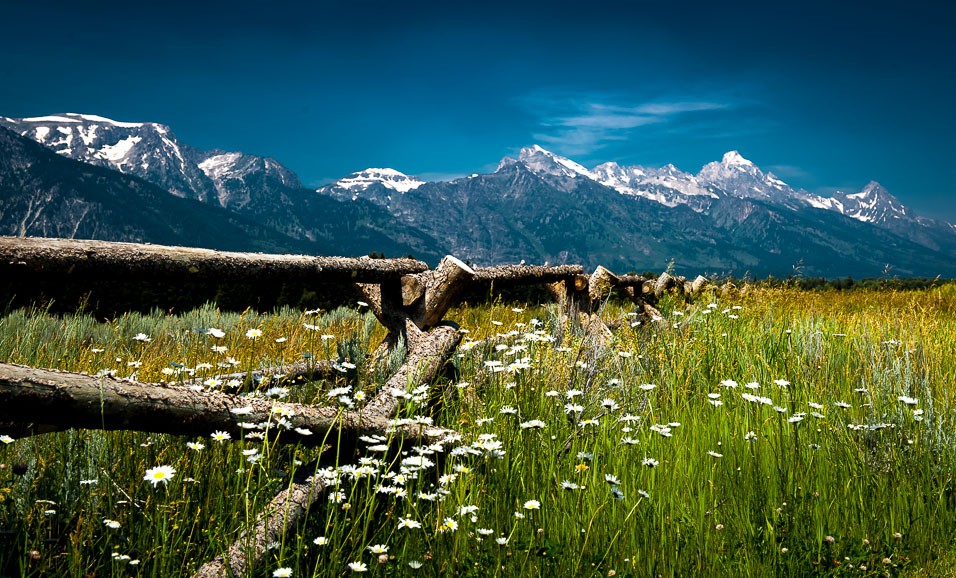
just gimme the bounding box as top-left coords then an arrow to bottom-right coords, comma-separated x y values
1,285 -> 955,576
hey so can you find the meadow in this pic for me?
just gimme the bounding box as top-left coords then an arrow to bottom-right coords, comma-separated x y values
1,284 -> 955,577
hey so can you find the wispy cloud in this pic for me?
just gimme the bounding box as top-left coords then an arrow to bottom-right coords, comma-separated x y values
517,91 -> 739,157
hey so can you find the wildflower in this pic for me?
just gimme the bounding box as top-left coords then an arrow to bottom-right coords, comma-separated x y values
621,437 -> 640,445
745,431 -> 757,442
520,419 -> 546,429
441,517 -> 459,532
499,406 -> 518,415
561,480 -> 579,490
367,544 -> 388,554
186,442 -> 205,451
720,379 -> 738,388
610,486 -> 624,500
605,474 -> 620,485
132,333 -> 151,342
143,465 -> 176,487
210,431 -> 231,442
773,379 -> 790,387
564,403 -> 584,414
329,491 -> 346,503
788,414 -> 805,423
459,505 -> 479,516
0,435 -> 14,444
575,463 -> 590,472
565,388 -> 584,399
348,561 -> 368,572
273,569 -> 293,578
707,451 -> 723,458
523,499 -> 541,510
207,328 -> 225,338
642,457 -> 659,467
496,537 -> 509,545
639,383 -> 657,391
898,395 -> 919,405
408,560 -> 423,568
245,329 -> 263,339
745,382 -> 760,390
103,519 -> 121,529
398,517 -> 422,529
834,401 -> 851,408
601,398 -> 620,411
314,536 -> 328,545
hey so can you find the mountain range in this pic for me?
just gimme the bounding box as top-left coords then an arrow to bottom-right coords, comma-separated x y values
2,113 -> 955,278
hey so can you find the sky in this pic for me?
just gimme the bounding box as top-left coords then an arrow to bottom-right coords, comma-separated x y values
3,0 -> 956,221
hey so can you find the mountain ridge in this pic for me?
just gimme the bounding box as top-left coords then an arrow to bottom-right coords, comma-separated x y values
3,113 -> 955,277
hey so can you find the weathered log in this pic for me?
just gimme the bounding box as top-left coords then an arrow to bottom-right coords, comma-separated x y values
690,274 -> 710,294
587,265 -> 620,306
191,323 -> 462,578
0,334 -> 459,446
0,236 -> 427,284
616,274 -> 647,288
412,256 -> 477,329
193,469 -> 325,578
192,468 -> 327,578
472,263 -> 583,284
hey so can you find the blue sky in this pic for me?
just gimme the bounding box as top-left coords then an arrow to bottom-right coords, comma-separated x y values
3,0 -> 955,221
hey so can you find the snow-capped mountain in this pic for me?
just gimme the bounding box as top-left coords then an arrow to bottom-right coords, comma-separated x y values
500,145 -> 925,231
335,168 -> 425,193
194,149 -> 302,210
591,161 -> 718,211
0,113 -> 219,203
0,113 -> 300,210
316,144 -> 956,276
5,111 -> 955,277
831,181 -> 909,224
697,150 -> 793,203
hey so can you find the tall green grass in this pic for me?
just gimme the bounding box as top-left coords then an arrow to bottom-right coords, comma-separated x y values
1,286 -> 955,577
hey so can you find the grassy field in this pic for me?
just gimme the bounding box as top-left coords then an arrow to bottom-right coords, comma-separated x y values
1,284 -> 955,577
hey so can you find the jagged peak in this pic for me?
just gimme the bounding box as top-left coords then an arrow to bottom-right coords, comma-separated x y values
721,150 -> 754,167
516,144 -> 594,179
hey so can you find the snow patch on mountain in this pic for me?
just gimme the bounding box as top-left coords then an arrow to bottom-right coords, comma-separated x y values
198,152 -> 244,181
592,161 -> 717,208
334,168 -> 425,194
96,136 -> 142,163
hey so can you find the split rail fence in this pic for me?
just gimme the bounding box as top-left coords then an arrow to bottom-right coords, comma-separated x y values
0,236 -> 710,577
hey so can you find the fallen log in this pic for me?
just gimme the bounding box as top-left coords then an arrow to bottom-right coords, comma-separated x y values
0,323 -> 460,446
0,236 -> 428,284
